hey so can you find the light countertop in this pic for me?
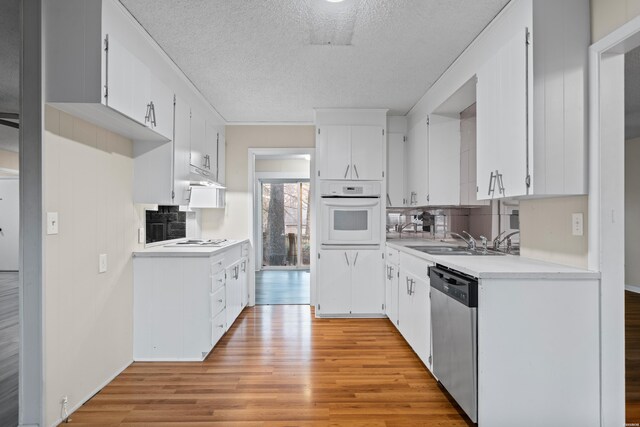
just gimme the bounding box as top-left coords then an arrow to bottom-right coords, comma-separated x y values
133,239 -> 249,258
386,239 -> 599,280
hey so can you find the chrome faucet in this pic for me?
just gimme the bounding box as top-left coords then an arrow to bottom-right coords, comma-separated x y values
493,231 -> 520,253
479,235 -> 488,253
397,222 -> 418,233
449,231 -> 477,250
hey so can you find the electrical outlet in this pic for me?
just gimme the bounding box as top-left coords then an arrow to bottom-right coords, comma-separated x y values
47,212 -> 59,235
138,227 -> 145,244
99,254 -> 108,273
572,213 -> 584,236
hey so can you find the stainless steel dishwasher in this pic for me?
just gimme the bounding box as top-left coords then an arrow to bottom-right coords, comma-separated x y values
429,265 -> 478,423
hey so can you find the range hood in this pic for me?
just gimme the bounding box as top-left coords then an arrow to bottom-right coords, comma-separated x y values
189,183 -> 226,209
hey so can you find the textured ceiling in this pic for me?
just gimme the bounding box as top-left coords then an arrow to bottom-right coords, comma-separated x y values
627,45 -> 640,140
120,0 -> 509,123
0,0 -> 20,152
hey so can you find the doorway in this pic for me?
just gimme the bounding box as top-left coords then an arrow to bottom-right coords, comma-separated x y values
250,151 -> 313,306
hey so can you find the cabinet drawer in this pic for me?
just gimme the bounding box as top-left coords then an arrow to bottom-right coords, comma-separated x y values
210,286 -> 226,318
211,310 -> 226,347
399,251 -> 434,278
241,242 -> 250,258
211,255 -> 225,275
386,246 -> 400,265
211,270 -> 225,293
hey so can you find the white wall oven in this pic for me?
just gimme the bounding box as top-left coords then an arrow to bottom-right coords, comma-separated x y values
320,181 -> 382,247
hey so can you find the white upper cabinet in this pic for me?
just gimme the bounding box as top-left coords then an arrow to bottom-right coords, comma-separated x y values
428,114 -> 461,206
318,125 -> 384,181
405,118 -> 429,206
475,0 -> 589,199
351,126 -> 385,181
476,30 -> 528,200
387,133 -> 405,206
189,109 -> 208,172
149,74 -> 174,140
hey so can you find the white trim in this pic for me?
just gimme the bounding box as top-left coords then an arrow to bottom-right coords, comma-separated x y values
0,167 -> 19,176
588,14 -> 640,427
625,284 -> 640,294
227,121 -> 314,126
248,148 -> 316,306
47,361 -> 132,427
255,172 -> 311,180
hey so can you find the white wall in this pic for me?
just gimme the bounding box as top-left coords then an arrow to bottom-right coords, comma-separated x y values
201,125 -> 315,240
43,106 -> 141,425
255,158 -> 310,174
592,0 -> 640,41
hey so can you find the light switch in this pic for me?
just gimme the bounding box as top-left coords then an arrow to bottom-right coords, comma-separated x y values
99,254 -> 108,273
138,228 -> 145,244
572,213 -> 584,236
47,212 -> 59,235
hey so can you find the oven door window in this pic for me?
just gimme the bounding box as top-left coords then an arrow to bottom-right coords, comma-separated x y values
334,210 -> 368,231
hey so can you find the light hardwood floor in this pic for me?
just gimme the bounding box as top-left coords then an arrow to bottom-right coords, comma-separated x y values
255,270 -> 310,305
0,272 -> 18,427
627,290 -> 640,424
70,305 -> 472,426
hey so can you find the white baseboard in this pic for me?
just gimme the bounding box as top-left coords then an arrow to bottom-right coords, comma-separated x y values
626,284 -> 640,294
48,360 -> 132,427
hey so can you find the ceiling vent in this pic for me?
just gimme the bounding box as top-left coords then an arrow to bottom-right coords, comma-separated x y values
307,0 -> 360,46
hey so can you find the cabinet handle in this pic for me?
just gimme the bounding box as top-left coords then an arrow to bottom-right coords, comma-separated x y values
353,252 -> 359,266
217,324 -> 225,328
144,103 -> 152,124
150,101 -> 156,127
344,252 -> 350,266
410,279 -> 415,295
353,164 -> 360,179
488,171 -> 496,196
497,171 -> 505,195
217,299 -> 223,303
343,164 -> 350,179
406,276 -> 410,294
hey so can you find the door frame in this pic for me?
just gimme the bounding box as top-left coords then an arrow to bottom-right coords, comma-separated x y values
589,15 -> 640,426
248,148 -> 316,307
255,174 -> 310,271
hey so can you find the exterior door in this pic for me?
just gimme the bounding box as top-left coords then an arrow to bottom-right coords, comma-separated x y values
0,179 -> 18,271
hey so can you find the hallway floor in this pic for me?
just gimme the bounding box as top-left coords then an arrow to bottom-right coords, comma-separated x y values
70,305 -> 472,425
627,290 -> 640,424
255,270 -> 310,305
0,272 -> 18,427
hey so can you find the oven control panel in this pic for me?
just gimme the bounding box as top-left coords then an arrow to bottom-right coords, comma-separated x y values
321,180 -> 381,197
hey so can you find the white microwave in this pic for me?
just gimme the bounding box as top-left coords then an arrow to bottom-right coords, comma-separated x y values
320,181 -> 382,246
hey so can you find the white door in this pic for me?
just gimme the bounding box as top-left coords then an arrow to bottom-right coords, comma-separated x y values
387,133 -> 405,206
497,30 -> 529,198
190,109 -> 208,173
428,114 -> 461,206
320,126 -> 351,180
317,249 -> 351,315
385,263 -> 399,326
407,118 -> 429,206
173,96 -> 191,205
351,250 -> 384,314
409,272 -> 431,368
149,74 -> 174,140
351,126 -> 384,180
0,179 -> 18,271
476,52 -> 500,201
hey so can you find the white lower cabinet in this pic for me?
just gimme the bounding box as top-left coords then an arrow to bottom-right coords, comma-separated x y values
396,249 -> 434,370
385,248 -> 400,328
317,249 -> 384,316
133,241 -> 250,361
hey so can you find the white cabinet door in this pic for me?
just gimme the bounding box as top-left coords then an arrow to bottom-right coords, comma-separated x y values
351,126 -> 384,181
317,250 -> 351,315
476,52 -> 500,201
173,96 -> 191,205
408,272 -> 431,368
225,262 -> 242,329
205,120 -> 219,179
387,133 -> 405,206
149,74 -> 174,140
217,128 -> 226,185
351,250 -> 384,315
498,31 -> 528,198
190,109 -> 208,172
385,263 -> 399,328
476,30 -> 529,200
319,126 -> 351,180
428,114 -> 461,206
106,34 -> 140,122
406,118 -> 429,206
240,258 -> 249,308
398,270 -> 413,343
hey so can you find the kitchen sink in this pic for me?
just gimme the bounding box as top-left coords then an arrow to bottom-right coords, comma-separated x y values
406,245 -> 505,256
